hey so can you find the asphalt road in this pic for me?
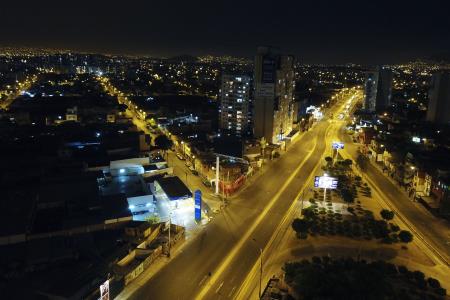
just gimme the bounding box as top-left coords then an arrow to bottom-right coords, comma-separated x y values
123,108 -> 337,300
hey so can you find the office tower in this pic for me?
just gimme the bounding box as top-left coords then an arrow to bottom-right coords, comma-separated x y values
363,67 -> 393,112
253,46 -> 295,144
219,74 -> 251,136
427,72 -> 450,124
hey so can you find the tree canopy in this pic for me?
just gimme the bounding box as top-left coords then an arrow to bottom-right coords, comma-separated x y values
284,257 -> 445,300
154,135 -> 173,151
380,209 -> 395,221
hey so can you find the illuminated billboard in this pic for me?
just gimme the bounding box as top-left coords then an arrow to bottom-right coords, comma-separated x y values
314,176 -> 338,189
332,142 -> 344,149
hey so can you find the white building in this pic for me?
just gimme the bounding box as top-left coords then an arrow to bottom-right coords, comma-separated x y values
219,74 -> 251,136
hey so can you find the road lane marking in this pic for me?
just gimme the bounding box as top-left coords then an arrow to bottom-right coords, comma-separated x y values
194,127 -> 321,300
228,286 -> 236,297
198,275 -> 208,286
215,282 -> 224,294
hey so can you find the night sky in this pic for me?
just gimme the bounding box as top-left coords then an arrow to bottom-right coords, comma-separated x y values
1,0 -> 449,64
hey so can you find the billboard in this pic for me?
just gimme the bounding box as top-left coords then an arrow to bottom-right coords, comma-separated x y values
194,190 -> 202,221
332,142 -> 344,149
314,176 -> 338,189
100,279 -> 109,300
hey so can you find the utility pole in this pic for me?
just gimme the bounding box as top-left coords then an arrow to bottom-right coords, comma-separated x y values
259,248 -> 263,298
260,137 -> 266,166
253,238 -> 263,298
226,170 -> 230,201
215,156 -> 220,195
168,213 -> 171,257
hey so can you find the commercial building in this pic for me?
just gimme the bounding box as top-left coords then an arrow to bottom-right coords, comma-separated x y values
253,46 -> 295,144
426,72 -> 450,124
219,74 -> 252,136
363,67 -> 393,112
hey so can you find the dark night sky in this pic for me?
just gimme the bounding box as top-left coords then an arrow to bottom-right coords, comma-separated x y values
1,0 -> 449,64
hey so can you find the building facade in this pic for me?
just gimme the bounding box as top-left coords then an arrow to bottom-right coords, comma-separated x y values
426,72 -> 450,124
363,67 -> 393,112
253,46 -> 295,144
219,74 -> 251,136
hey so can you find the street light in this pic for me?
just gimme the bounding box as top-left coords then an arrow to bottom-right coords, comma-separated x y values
252,238 -> 263,298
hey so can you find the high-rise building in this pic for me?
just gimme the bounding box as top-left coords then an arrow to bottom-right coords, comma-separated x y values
426,72 -> 450,124
253,47 -> 295,144
363,67 -> 393,112
219,74 -> 251,136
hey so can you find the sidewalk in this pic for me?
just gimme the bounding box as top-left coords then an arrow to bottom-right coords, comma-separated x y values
115,227 -> 204,299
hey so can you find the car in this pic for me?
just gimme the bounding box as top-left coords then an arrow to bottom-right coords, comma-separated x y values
176,153 -> 185,160
202,179 -> 212,187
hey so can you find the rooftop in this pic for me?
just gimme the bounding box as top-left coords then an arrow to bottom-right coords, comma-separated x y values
156,176 -> 192,200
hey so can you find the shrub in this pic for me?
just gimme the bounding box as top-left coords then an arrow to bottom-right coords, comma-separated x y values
292,218 -> 310,233
390,223 -> 400,232
427,277 -> 441,289
398,265 -> 408,274
380,209 -> 395,221
435,287 -> 447,296
398,230 -> 413,243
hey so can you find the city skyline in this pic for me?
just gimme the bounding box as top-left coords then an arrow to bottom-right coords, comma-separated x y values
1,3 -> 450,300
1,1 -> 450,64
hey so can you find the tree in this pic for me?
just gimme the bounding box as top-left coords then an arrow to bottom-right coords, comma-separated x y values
343,159 -> 353,169
145,215 -> 161,225
380,209 -> 395,221
302,207 -> 316,220
154,135 -> 173,158
398,230 -> 413,243
356,154 -> 368,171
341,188 -> 354,205
427,277 -> 441,289
292,218 -> 310,234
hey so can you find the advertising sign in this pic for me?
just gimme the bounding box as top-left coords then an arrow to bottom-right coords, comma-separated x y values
314,176 -> 338,189
332,142 -> 344,149
100,279 -> 109,300
194,190 -> 202,221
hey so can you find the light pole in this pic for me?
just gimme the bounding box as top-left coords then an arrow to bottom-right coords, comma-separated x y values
167,205 -> 173,258
260,137 -> 267,166
252,238 -> 263,298
168,213 -> 171,257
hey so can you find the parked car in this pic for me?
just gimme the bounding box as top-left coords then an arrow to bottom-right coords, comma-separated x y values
202,178 -> 212,187
176,153 -> 185,160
